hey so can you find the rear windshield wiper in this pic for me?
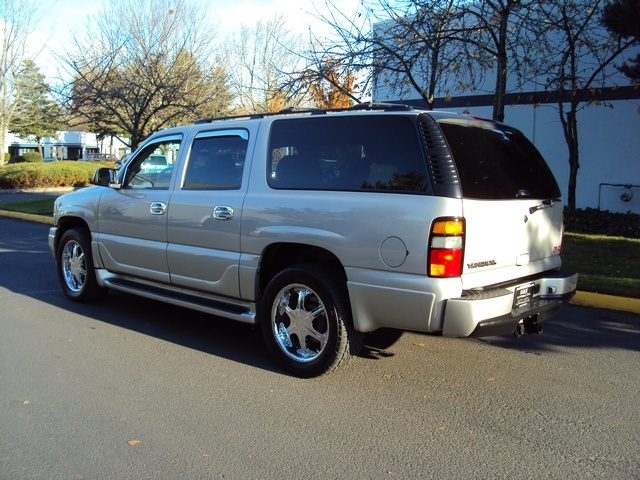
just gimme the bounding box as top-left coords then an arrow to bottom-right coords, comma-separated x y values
529,198 -> 557,214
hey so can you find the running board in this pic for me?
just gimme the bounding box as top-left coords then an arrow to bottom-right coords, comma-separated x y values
96,270 -> 257,324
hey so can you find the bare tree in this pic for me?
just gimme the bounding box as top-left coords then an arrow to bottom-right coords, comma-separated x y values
0,0 -> 40,165
60,0 -> 231,150
305,0 -> 473,108
532,0 -> 636,211
226,14 -> 307,113
458,0 -> 537,122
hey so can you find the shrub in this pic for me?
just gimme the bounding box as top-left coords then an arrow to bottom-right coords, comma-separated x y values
564,207 -> 640,239
23,152 -> 44,163
9,152 -> 43,163
0,161 -> 102,189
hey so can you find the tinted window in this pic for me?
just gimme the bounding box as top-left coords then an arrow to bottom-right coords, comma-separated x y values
268,116 -> 430,193
183,134 -> 247,190
438,120 -> 561,200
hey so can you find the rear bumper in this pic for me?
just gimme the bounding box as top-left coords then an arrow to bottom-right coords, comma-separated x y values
442,270 -> 578,337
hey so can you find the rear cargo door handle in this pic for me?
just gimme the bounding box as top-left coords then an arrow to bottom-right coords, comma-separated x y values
150,202 -> 167,215
213,205 -> 234,220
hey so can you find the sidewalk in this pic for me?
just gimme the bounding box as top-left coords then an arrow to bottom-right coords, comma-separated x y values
0,191 -> 638,315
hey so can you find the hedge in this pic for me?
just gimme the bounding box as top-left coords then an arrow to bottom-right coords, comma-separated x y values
0,161 -> 107,189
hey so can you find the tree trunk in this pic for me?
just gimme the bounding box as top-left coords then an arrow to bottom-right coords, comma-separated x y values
563,109 -> 580,212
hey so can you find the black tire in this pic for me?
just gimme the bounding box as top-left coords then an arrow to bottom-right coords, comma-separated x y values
260,264 -> 363,377
56,227 -> 107,302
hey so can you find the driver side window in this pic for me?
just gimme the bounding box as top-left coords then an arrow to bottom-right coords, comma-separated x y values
128,138 -> 182,190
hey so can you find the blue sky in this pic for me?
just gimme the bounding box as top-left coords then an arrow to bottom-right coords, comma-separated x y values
29,0 -> 361,81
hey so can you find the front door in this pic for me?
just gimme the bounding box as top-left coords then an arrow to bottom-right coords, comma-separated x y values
95,135 -> 182,284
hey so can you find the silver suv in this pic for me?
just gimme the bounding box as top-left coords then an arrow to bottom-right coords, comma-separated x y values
49,103 -> 577,377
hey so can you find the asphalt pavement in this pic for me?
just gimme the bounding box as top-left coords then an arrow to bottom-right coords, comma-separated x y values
1,216 -> 638,479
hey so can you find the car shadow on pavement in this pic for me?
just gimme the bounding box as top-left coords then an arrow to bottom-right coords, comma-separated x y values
38,286 -> 411,375
476,304 -> 640,353
44,288 -> 291,374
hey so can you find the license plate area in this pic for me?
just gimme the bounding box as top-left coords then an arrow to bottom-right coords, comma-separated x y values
513,283 -> 535,309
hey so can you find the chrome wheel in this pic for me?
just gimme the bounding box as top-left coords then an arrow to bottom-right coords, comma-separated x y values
260,265 -> 364,377
56,228 -> 107,302
61,239 -> 86,293
271,284 -> 329,363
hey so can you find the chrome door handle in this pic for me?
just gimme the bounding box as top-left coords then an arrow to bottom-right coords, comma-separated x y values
213,205 -> 234,220
150,202 -> 167,215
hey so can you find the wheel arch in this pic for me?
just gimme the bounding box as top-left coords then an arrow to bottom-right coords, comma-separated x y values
257,242 -> 347,300
53,216 -> 91,254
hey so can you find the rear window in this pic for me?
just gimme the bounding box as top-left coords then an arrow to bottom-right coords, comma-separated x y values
438,119 -> 561,200
147,155 -> 168,166
268,115 -> 430,193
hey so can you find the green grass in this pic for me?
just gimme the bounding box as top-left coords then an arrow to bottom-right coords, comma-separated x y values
0,197 -> 56,215
561,233 -> 640,299
0,197 -> 638,298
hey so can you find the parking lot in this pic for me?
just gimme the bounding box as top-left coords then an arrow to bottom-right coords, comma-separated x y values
1,217 -> 639,479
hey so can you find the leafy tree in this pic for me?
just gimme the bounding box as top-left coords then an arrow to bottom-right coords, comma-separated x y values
602,0 -> 640,83
0,0 -> 41,165
9,59 -> 65,155
61,0 -> 232,150
308,59 -> 356,108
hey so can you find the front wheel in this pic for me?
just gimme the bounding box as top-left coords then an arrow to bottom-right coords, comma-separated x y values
260,265 -> 363,377
56,227 -> 107,302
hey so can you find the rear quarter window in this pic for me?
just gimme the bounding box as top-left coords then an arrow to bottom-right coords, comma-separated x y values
438,119 -> 561,200
268,115 -> 431,193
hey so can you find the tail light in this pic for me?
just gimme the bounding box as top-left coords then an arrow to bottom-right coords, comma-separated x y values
428,217 -> 465,277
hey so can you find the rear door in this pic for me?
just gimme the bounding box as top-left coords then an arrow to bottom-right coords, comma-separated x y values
437,118 -> 564,289
166,129 -> 249,297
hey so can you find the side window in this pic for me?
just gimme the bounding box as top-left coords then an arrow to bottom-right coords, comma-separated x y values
268,116 -> 429,193
128,137 -> 181,189
183,132 -> 247,190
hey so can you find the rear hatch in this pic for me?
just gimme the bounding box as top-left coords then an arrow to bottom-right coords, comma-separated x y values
436,117 -> 564,290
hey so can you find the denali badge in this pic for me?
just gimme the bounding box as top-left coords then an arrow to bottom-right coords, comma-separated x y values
467,260 -> 497,269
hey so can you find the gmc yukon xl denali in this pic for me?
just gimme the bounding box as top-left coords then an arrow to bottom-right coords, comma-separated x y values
49,103 -> 578,377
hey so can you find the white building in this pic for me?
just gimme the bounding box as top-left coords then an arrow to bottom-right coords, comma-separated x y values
6,131 -> 130,161
372,17 -> 640,214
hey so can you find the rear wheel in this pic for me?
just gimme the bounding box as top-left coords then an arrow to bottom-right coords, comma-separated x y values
56,227 -> 107,302
260,265 -> 363,377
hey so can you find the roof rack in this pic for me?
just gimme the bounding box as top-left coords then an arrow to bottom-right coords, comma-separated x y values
348,102 -> 413,111
194,102 -> 413,124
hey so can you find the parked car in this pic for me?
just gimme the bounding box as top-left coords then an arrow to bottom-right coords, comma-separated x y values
81,153 -> 118,162
139,153 -> 169,174
49,103 -> 577,377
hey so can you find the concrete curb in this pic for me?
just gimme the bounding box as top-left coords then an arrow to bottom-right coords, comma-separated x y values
0,187 -> 76,195
0,207 -> 637,315
571,291 -> 640,314
0,209 -> 53,225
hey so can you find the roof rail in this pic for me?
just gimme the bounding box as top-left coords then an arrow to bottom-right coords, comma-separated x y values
348,102 -> 413,111
194,102 -> 413,124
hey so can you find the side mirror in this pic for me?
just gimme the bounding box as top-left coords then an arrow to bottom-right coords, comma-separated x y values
92,167 -> 120,188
